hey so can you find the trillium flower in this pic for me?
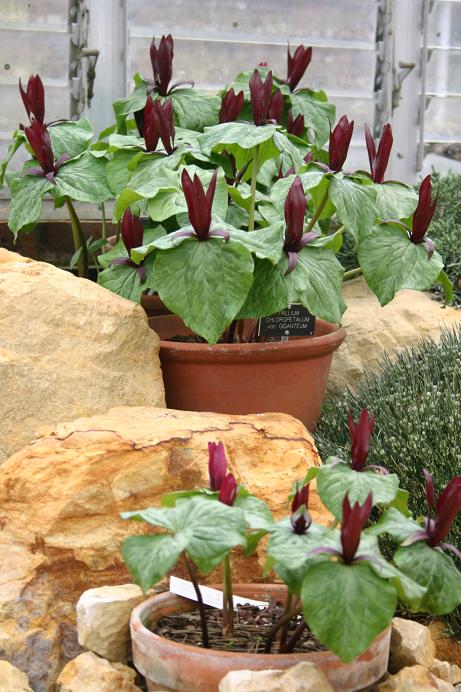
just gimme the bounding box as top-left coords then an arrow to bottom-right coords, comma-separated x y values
208,441 -> 227,491
249,70 -> 282,126
340,493 -> 373,564
409,175 -> 437,258
405,471 -> 461,559
287,111 -> 305,138
219,88 -> 244,123
283,176 -> 317,274
365,123 -> 393,183
24,120 -> 69,183
286,44 -> 312,91
219,473 -> 238,506
290,482 -> 312,534
111,209 -> 147,283
329,115 -> 354,172
277,164 -> 295,180
178,169 -> 230,242
141,97 -> 175,154
148,35 -> 193,96
19,75 -> 45,123
348,409 -> 375,471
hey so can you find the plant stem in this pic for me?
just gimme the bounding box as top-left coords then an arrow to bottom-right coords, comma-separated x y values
285,619 -> 306,653
264,603 -> 302,654
304,188 -> 329,235
65,196 -> 88,278
183,553 -> 210,648
116,219 -> 121,244
101,202 -> 107,242
222,554 -> 234,636
248,145 -> 260,232
278,590 -> 293,653
343,267 -> 363,281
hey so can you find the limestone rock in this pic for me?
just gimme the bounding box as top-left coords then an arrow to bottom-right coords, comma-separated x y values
77,584 -> 145,662
430,621 -> 461,668
432,659 -> 461,685
218,662 -> 333,691
0,661 -> 33,691
377,665 -> 455,691
329,278 -> 461,391
389,617 -> 436,673
0,249 -> 165,463
0,406 -> 322,690
57,652 -> 141,691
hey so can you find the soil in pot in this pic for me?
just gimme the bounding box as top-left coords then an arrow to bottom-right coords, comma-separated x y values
154,602 -> 326,654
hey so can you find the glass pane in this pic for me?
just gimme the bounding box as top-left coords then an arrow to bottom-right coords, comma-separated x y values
0,85 -> 70,134
127,0 -> 378,45
426,48 -> 461,95
0,29 -> 70,81
0,0 -> 69,27
428,1 -> 461,49
128,36 -> 376,94
425,96 -> 461,141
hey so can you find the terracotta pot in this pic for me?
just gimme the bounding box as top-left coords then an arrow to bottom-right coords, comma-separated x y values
130,584 -> 391,692
148,315 -> 346,430
141,294 -> 172,318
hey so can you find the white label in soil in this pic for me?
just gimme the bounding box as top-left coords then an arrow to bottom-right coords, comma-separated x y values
169,576 -> 269,610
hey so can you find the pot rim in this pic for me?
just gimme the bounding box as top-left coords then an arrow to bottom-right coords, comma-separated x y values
150,316 -> 346,363
130,584 -> 390,662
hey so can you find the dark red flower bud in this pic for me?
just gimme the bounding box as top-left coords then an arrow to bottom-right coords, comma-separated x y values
143,97 -> 160,152
424,472 -> 461,548
277,164 -> 296,179
150,35 -> 174,96
208,441 -> 227,491
291,507 -> 312,534
219,88 -> 244,124
329,115 -> 354,172
24,120 -> 54,174
286,44 -> 312,91
181,169 -> 218,240
291,482 -> 309,513
249,70 -> 273,126
410,175 -> 437,247
267,89 -> 284,124
340,492 -> 373,564
142,97 -> 175,154
258,61 -> 268,67
365,123 -> 393,183
19,74 -> 45,123
347,409 -> 375,471
284,176 -> 307,249
219,473 -> 238,506
120,209 -> 144,254
287,110 -> 305,138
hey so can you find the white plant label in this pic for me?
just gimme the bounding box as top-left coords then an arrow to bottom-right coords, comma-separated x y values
169,576 -> 269,610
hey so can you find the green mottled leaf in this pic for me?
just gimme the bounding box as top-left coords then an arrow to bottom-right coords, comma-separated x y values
8,173 -> 54,236
289,89 -> 336,147
301,561 -> 396,662
374,181 -> 418,220
97,255 -> 155,302
317,462 -> 400,520
394,542 -> 461,615
358,223 -> 444,305
329,176 -> 377,241
171,89 -> 220,130
49,118 -> 93,160
55,152 -> 111,203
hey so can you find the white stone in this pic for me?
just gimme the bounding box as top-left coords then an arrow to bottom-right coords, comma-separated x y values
389,617 -> 436,673
218,662 -> 334,691
57,651 -> 142,691
0,661 -> 33,691
77,584 -> 145,662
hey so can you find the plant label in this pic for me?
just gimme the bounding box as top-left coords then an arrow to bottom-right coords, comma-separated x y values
258,304 -> 316,339
169,576 -> 269,610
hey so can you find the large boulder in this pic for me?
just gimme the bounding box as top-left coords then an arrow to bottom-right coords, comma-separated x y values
0,250 -> 165,463
0,406 -> 323,690
329,279 -> 461,391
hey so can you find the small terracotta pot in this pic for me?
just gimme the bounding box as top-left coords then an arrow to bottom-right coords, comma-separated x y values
148,315 -> 346,430
141,294 -> 172,318
130,584 -> 391,692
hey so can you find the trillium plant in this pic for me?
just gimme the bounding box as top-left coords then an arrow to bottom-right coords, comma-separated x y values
2,34 -> 453,342
121,410 -> 461,662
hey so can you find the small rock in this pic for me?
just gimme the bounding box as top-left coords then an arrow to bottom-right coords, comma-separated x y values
432,659 -> 461,685
0,661 -> 33,691
57,651 -> 142,691
376,664 -> 454,690
77,584 -> 145,662
389,617 -> 436,673
218,662 -> 333,691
